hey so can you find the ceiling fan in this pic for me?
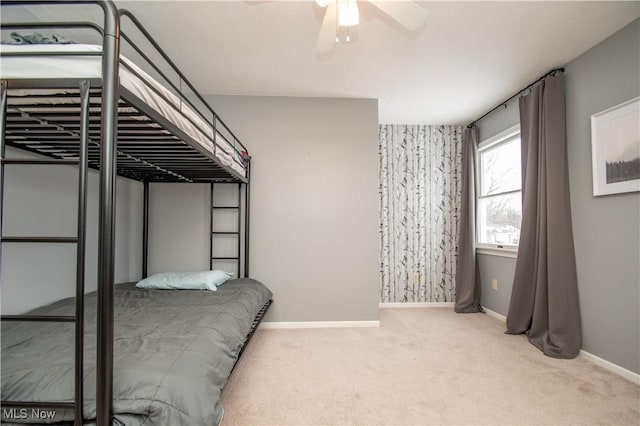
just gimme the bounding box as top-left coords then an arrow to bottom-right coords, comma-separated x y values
315,0 -> 427,53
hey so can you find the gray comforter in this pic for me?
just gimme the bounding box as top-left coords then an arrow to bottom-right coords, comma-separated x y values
1,278 -> 272,426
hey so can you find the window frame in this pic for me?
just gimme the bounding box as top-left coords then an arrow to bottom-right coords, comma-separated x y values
476,124 -> 521,257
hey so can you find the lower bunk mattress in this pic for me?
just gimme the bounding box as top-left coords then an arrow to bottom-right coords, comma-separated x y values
1,278 -> 272,425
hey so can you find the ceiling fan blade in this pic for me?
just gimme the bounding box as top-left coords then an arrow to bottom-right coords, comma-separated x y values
315,1 -> 338,53
367,0 -> 427,31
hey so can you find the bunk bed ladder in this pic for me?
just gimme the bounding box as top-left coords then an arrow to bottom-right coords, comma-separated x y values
210,182 -> 243,278
0,80 -> 90,426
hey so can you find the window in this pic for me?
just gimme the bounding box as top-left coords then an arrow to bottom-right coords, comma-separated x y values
477,125 -> 522,253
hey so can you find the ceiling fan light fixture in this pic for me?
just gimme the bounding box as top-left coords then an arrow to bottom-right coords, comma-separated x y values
337,0 -> 359,27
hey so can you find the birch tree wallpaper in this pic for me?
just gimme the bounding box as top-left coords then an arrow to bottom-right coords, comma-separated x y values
379,125 -> 463,303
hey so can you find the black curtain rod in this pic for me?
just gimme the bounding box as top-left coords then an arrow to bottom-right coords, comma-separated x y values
466,67 -> 565,129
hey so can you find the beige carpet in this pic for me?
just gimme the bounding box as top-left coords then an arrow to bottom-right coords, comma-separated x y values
221,308 -> 640,425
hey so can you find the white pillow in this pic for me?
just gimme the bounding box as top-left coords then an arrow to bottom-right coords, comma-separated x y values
135,270 -> 233,291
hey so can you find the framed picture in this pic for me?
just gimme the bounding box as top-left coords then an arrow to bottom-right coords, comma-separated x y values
591,97 -> 640,196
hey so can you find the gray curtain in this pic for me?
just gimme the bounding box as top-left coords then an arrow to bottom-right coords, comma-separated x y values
506,74 -> 581,358
454,126 -> 482,313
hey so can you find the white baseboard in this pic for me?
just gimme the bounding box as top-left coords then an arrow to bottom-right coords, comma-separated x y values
260,320 -> 380,329
481,307 -> 640,385
483,307 -> 507,322
379,302 -> 455,308
579,350 -> 640,385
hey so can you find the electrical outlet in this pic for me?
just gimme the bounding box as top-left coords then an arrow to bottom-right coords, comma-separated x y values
491,279 -> 498,290
413,273 -> 420,284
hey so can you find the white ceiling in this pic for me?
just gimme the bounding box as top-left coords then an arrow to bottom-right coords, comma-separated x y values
11,1 -> 640,124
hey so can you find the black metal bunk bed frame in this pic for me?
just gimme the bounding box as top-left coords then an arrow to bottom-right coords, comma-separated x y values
0,2 -> 269,425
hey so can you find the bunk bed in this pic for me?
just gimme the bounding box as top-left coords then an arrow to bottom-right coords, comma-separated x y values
0,2 -> 272,425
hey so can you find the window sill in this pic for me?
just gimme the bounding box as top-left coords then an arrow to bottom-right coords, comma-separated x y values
476,247 -> 518,259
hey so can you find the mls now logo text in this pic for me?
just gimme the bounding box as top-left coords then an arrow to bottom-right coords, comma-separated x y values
3,408 -> 56,420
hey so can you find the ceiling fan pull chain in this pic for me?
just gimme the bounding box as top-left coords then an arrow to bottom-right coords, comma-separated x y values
335,1 -> 339,44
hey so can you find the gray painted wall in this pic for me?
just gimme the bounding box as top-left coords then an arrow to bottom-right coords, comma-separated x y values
477,254 -> 516,315
148,96 -> 380,323
147,182 -> 245,277
477,19 -> 639,373
566,20 -> 639,373
147,183 -> 211,274
1,148 -> 143,314
1,93 -> 378,323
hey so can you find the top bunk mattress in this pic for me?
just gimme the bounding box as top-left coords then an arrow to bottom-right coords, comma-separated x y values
0,43 -> 246,179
